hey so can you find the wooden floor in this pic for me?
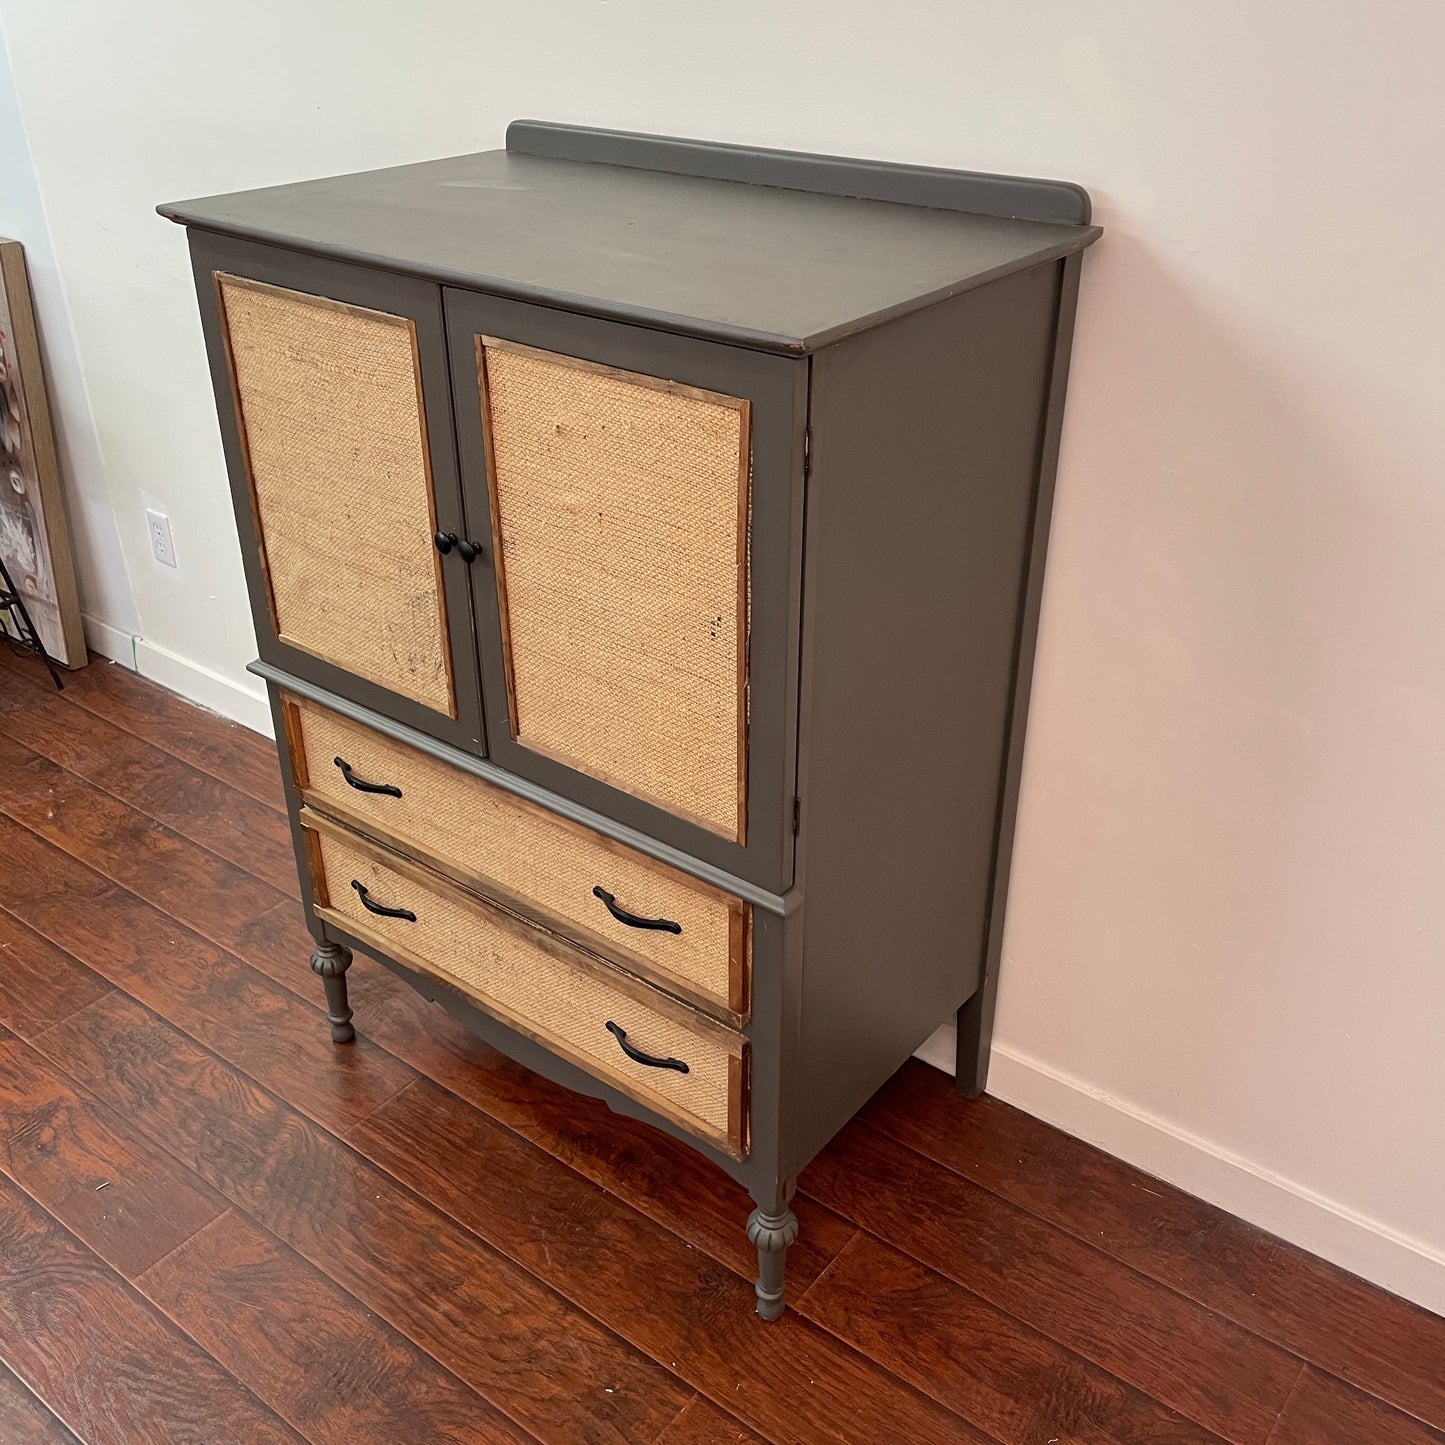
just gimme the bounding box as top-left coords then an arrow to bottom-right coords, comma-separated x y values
0,645 -> 1441,1445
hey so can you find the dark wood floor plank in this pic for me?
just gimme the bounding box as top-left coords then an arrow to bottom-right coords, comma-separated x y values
0,1360 -> 82,1443
866,1064 -> 1445,1431
800,1121 -> 1301,1445
654,1396 -> 770,1444
0,1024 -> 226,1279
0,718 -> 332,1026
0,642 -> 286,813
234,895 -> 334,995
0,813 -> 412,1136
349,1073 -> 986,1445
800,1229 -> 1231,1445
0,908 -> 113,1040
141,1208 -> 535,1444
345,951 -> 857,1293
0,728 -> 297,955
0,1172 -> 303,1444
1267,1367 -> 1445,1445
0,717 -> 344,1026
31,990 -> 688,1445
0,656 -> 297,894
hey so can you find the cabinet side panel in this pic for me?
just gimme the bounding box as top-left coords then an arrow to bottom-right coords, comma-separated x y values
794,263 -> 1062,1166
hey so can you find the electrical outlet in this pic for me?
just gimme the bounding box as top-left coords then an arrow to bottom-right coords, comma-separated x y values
146,507 -> 177,568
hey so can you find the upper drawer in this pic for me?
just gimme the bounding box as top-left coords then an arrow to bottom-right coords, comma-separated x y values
447,291 -> 807,893
189,234 -> 484,752
282,692 -> 749,1019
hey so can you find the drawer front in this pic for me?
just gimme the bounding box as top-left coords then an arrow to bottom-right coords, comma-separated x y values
303,811 -> 747,1156
284,693 -> 749,1018
477,337 -> 750,843
215,272 -> 457,716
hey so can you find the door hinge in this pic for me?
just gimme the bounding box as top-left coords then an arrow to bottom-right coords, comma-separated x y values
803,426 -> 812,478
792,797 -> 801,835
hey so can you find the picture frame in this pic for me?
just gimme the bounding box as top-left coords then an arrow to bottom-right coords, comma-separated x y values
0,235 -> 84,668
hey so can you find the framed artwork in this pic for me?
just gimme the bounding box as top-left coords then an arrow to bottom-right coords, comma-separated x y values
0,236 -> 84,668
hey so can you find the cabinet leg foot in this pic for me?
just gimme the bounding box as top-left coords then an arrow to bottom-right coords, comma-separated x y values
309,940 -> 355,1044
954,985 -> 990,1099
747,1204 -> 799,1322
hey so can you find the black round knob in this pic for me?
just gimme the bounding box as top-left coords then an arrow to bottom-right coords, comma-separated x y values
433,530 -> 456,555
456,538 -> 481,564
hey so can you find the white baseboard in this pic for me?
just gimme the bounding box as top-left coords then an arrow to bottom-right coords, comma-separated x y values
82,614 -> 273,738
916,1023 -> 1445,1317
81,614 -> 140,671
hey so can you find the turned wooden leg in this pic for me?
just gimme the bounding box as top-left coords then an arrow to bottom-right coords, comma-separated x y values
746,1203 -> 799,1322
309,940 -> 355,1044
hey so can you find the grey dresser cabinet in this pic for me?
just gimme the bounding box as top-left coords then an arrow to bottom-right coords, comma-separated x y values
161,121 -> 1099,1320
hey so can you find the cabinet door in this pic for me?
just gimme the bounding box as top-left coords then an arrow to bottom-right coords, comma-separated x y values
446,292 -> 806,890
190,233 -> 483,752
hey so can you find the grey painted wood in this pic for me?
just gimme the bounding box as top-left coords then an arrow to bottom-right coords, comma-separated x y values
444,289 -> 807,892
790,263 -> 1062,1170
187,231 -> 487,755
506,118 -> 1093,224
956,250 -> 1087,1099
745,1203 -> 799,1321
734,902 -> 794,1209
160,141 -> 1098,354
263,682 -> 335,960
308,939 -> 355,1043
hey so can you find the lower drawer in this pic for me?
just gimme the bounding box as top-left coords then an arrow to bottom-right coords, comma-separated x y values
300,809 -> 748,1158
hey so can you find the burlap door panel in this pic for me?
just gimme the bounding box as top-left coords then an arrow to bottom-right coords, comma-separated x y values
216,274 -> 457,717
477,338 -> 750,842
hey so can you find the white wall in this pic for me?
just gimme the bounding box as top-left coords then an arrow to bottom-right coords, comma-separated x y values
0,29 -> 136,642
2,0 -> 1442,1311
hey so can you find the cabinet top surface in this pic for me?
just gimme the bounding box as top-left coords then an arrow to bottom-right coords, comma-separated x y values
161,122 -> 1099,353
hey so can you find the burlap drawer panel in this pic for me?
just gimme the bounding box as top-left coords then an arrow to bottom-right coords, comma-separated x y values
311,821 -> 743,1149
289,695 -> 746,1013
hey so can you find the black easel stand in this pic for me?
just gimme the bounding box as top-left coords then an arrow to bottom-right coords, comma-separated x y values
0,553 -> 64,689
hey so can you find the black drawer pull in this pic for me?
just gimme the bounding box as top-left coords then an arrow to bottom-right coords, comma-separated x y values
605,1020 -> 689,1074
334,756 -> 402,798
350,879 -> 416,922
592,886 -> 681,934
433,531 -> 482,564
